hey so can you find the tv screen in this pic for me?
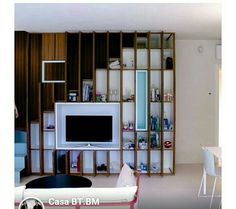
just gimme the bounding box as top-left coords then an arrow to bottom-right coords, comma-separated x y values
66,115 -> 112,142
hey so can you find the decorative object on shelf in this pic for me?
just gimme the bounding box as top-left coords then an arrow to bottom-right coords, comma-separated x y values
71,162 -> 77,168
96,93 -> 102,102
123,122 -> 129,131
138,162 -> 147,172
164,140 -> 172,149
138,136 -> 148,149
46,124 -> 55,129
97,164 -> 107,171
101,94 -> 107,102
166,57 -> 173,69
169,124 -> 174,131
123,60 -> 134,68
68,90 -> 78,102
123,139 -> 135,150
109,58 -> 120,69
155,88 -> 161,101
150,115 -> 160,132
151,162 -> 160,173
163,112 -> 169,130
82,80 -> 93,102
164,92 -> 173,102
151,87 -> 155,102
150,133 -> 161,149
128,121 -> 134,130
109,89 -> 119,101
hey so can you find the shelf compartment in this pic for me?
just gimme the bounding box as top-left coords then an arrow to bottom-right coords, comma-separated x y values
109,151 -> 120,173
122,48 -> 135,69
122,33 -> 135,48
69,151 -> 83,174
31,150 -> 40,173
43,112 -> 55,130
150,150 -> 161,173
137,150 -> 148,173
123,102 -> 135,129
123,150 -> 134,170
30,122 -> 39,149
96,69 -> 107,98
150,33 -> 161,49
44,150 -> 53,173
83,151 -> 94,174
137,49 -> 148,69
163,150 -> 174,174
163,33 -> 174,49
56,150 -> 67,174
109,70 -> 120,102
95,33 -> 107,69
150,49 -> 161,69
96,151 -> 108,174
43,131 -> 55,149
123,70 -> 135,102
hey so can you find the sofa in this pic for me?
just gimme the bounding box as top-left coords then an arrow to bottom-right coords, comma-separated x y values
15,164 -> 140,209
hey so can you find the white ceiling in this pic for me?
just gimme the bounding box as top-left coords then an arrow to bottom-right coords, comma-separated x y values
15,3 -> 221,40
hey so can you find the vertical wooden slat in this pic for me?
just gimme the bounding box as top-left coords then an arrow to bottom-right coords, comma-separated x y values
107,32 -> 110,101
106,151 -> 110,177
65,151 -> 70,175
93,151 -> 97,177
38,83 -> 44,175
120,32 -> 123,169
147,32 -> 151,176
134,32 -> 137,171
78,32 -> 81,102
93,32 -> 96,102
161,32 -> 164,176
172,33 -> 176,175
80,151 -> 84,176
52,150 -> 56,176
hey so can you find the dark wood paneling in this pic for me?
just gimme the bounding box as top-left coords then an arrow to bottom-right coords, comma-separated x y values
29,34 -> 42,121
55,33 -> 66,60
42,83 -> 54,111
15,31 -> 28,129
81,33 -> 93,79
42,33 -> 54,60
95,33 -> 107,68
66,33 -> 79,93
54,83 -> 65,102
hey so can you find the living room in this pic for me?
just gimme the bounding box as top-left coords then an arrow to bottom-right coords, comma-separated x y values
2,1 -> 235,209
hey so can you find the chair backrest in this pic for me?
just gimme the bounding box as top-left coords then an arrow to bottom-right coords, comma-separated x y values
202,147 -> 217,177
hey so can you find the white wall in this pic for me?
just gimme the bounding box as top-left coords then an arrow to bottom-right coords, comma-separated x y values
176,40 -> 220,164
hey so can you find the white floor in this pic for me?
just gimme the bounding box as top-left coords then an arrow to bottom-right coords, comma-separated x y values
20,164 -> 221,209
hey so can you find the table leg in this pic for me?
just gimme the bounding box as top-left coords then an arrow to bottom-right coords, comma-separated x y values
203,169 -> 206,195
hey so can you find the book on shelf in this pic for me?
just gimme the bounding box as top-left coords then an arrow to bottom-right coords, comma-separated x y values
82,80 -> 93,102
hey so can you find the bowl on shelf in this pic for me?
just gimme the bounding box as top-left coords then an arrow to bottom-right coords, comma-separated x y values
164,140 -> 172,149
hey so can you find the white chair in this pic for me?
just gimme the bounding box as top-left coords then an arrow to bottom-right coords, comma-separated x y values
198,147 -> 221,209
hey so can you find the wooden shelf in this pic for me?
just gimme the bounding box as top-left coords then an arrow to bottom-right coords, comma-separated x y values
25,31 -> 175,177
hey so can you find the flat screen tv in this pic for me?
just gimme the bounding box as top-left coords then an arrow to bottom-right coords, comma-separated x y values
66,115 -> 112,142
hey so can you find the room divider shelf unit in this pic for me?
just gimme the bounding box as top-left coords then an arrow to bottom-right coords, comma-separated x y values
27,31 -> 175,177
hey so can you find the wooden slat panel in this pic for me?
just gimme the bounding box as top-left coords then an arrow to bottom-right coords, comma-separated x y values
55,33 -> 66,60
29,33 -> 42,121
15,31 -> 28,130
42,33 -> 54,60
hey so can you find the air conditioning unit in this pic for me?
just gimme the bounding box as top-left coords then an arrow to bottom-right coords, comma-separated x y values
216,44 -> 221,60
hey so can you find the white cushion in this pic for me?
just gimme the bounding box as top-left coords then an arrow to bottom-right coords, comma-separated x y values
15,186 -> 26,202
23,186 -> 137,203
116,163 -> 136,187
